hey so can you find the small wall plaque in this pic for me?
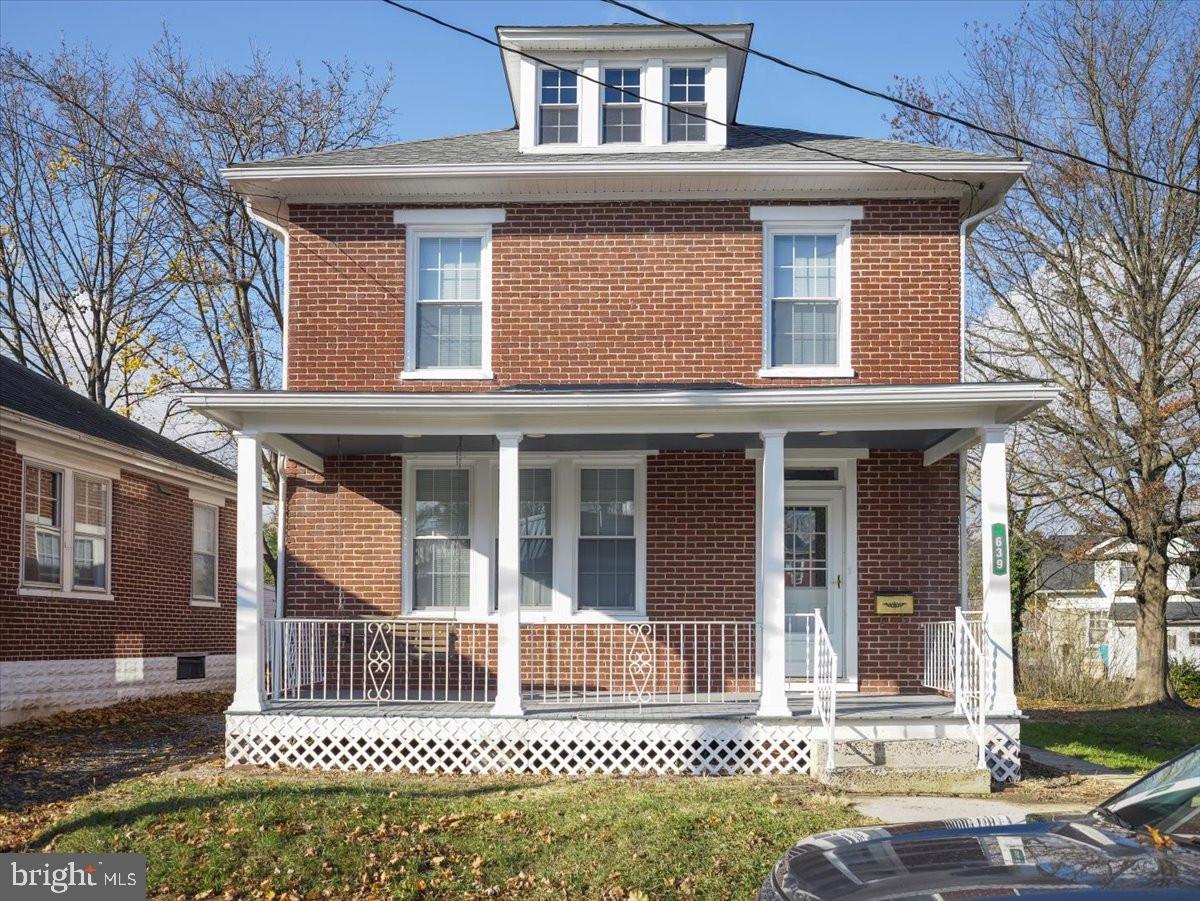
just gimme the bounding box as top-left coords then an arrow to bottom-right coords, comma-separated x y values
875,593 -> 914,615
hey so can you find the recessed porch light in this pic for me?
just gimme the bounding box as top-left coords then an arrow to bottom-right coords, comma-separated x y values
402,433 -> 423,438
526,433 -> 546,439
695,433 -> 715,439
818,430 -> 839,437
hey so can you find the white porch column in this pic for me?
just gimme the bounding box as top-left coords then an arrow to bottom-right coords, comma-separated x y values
491,432 -> 525,717
757,429 -> 792,717
230,432 -> 265,713
979,425 -> 1018,715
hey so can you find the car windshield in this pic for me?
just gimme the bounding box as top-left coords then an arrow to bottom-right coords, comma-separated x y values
1103,745 -> 1200,839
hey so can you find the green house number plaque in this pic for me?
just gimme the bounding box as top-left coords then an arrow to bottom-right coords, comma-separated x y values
991,523 -> 1009,576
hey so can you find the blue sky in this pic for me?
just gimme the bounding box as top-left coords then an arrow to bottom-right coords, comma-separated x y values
1,0 -> 1027,144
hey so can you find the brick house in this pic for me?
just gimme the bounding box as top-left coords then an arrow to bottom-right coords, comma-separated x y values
186,23 -> 1055,782
1,357 -> 236,724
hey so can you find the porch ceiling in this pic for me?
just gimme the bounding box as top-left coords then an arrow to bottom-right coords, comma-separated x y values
280,428 -> 955,457
183,381 -> 1058,467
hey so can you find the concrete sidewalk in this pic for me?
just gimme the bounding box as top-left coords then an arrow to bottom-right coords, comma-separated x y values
1022,744 -> 1131,776
852,794 -> 1086,825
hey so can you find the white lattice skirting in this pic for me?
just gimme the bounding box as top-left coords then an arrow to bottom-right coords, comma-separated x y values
226,714 -> 815,776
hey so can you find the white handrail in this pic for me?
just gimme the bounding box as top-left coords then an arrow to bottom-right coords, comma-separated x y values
955,607 -> 989,770
811,609 -> 837,772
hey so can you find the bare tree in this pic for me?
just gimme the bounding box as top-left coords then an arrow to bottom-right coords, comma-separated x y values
0,47 -> 174,413
891,0 -> 1200,705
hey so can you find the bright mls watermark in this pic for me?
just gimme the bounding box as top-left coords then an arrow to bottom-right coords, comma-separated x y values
2,855 -> 145,900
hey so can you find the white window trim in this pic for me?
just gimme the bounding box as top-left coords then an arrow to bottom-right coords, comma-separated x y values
401,452 -> 649,622
191,500 -> 220,606
536,64 -> 580,147
401,224 -> 494,380
663,61 -> 711,145
600,62 -> 647,146
758,217 -> 856,379
19,459 -> 113,599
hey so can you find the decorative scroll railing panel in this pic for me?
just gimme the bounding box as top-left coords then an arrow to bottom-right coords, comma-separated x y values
519,620 -> 758,706
263,618 -> 497,705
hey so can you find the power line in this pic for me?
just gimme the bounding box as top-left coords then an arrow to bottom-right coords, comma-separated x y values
602,0 -> 1200,198
379,0 -> 982,207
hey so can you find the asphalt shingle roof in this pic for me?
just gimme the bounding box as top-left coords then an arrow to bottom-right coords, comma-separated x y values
1,356 -> 234,481
1110,600 -> 1200,624
226,125 -> 1014,171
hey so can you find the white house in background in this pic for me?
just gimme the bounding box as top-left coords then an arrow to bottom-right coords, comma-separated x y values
1033,537 -> 1200,676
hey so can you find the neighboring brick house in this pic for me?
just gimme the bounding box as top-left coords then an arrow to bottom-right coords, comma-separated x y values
186,22 -> 1056,782
1,357 -> 236,724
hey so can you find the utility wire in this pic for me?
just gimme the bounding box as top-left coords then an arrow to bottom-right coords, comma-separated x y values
602,0 -> 1200,197
379,0 -> 982,206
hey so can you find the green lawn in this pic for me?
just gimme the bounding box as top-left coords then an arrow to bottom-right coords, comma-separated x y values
22,771 -> 863,899
1022,705 -> 1200,774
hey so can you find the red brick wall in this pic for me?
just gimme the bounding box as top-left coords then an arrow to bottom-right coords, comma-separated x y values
283,456 -> 405,618
0,437 -> 236,662
856,450 -> 961,692
647,451 -> 757,619
286,199 -> 961,391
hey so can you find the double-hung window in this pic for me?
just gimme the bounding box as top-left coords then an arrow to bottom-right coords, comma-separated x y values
192,502 -> 218,602
538,68 -> 578,145
519,468 -> 553,607
413,468 -> 471,610
666,67 -> 706,142
578,468 -> 637,610
21,462 -> 110,595
602,68 -> 642,144
755,208 -> 858,377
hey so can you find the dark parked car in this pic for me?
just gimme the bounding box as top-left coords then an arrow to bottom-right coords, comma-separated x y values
760,744 -> 1200,899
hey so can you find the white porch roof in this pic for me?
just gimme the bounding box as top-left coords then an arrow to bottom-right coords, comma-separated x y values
183,381 -> 1057,472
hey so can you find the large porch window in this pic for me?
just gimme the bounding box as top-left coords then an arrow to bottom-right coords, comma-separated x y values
578,467 -> 637,610
413,468 -> 471,609
519,468 -> 554,607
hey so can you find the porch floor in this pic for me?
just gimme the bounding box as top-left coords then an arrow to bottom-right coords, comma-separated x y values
260,692 -> 960,721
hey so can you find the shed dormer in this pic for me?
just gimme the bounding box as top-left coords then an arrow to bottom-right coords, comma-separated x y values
496,23 -> 752,154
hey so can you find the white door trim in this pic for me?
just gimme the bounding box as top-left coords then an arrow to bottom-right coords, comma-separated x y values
754,451 -> 859,688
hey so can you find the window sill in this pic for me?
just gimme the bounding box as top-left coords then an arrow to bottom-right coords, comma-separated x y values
401,369 -> 494,381
190,599 -> 221,609
19,586 -> 114,601
757,366 -> 857,379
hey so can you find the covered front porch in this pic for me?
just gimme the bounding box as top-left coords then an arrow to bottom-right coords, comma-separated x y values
185,382 -> 1054,781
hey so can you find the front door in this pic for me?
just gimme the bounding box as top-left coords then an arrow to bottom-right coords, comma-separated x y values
784,491 -> 844,680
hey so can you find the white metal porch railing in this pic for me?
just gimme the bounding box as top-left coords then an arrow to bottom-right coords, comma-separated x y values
921,608 -> 988,769
806,611 -> 838,771
520,620 -> 758,705
263,617 -> 498,705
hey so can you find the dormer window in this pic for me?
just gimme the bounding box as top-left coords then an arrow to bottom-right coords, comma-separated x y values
602,68 -> 643,144
538,68 -> 578,145
667,67 -> 706,142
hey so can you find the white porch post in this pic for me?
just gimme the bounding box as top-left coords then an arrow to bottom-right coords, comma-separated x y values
491,431 -> 525,716
230,432 -> 265,713
979,425 -> 1018,715
757,429 -> 792,717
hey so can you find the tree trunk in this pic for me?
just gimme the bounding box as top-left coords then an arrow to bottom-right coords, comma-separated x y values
1127,549 -> 1172,706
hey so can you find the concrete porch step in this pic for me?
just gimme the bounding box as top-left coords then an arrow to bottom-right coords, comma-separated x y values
817,765 -> 992,795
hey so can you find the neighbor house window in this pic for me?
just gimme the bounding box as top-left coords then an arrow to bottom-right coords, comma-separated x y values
1168,633 -> 1177,651
520,468 -> 554,607
413,469 -> 471,609
23,465 -> 62,586
602,68 -> 642,143
666,66 -> 706,142
578,468 -> 637,610
1190,631 -> 1200,648
192,502 -> 218,602
539,68 -> 578,144
1086,612 -> 1108,647
22,462 -> 111,594
73,476 -> 109,590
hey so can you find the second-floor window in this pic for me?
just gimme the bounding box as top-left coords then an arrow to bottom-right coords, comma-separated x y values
667,67 -> 706,142
539,68 -> 578,144
603,68 -> 642,143
405,228 -> 492,377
